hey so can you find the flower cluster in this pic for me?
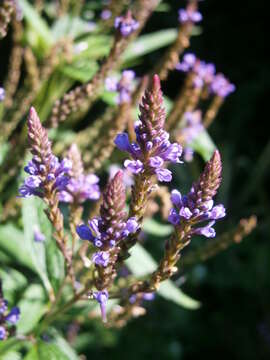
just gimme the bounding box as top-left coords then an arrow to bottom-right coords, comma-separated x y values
181,111 -> 204,162
176,53 -> 235,96
76,171 -> 139,321
114,75 -> 182,182
210,73 -> 236,98
59,144 -> 100,204
105,70 -> 135,104
19,107 -> 71,198
114,11 -> 139,37
77,211 -> 138,267
0,87 -> 5,101
178,7 -> 202,24
176,53 -> 216,88
168,150 -> 226,238
0,294 -> 20,341
129,292 -> 155,304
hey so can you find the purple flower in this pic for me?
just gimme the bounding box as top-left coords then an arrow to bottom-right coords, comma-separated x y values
179,207 -> 193,219
5,307 -> 20,325
101,9 -> 112,20
19,157 -> 71,198
149,156 -> 164,168
168,151 -> 225,238
208,204 -> 226,219
114,77 -> 182,183
105,70 -> 135,104
125,217 -> 139,233
124,159 -> 144,174
92,251 -> 110,267
143,292 -> 155,301
178,8 -> 202,24
178,6 -> 202,24
59,174 -> 100,204
193,221 -> 216,238
114,133 -> 132,152
76,224 -> 95,242
155,168 -> 172,182
114,11 -> 139,37
34,226 -> 46,243
0,87 -> 5,102
211,73 -> 235,97
0,299 -> 8,314
0,326 -> 6,341
168,208 -> 180,225
93,290 -> 109,323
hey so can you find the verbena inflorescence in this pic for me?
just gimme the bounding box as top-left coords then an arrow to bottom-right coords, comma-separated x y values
0,0 -> 256,352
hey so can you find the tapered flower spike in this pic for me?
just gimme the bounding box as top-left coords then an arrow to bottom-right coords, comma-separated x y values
114,75 -> 182,257
67,144 -> 84,179
27,107 -> 53,168
126,150 -> 226,297
193,149 -> 222,206
99,170 -> 126,234
76,170 -> 138,289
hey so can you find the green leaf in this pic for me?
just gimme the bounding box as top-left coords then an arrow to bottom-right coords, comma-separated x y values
51,15 -> 96,40
0,223 -> 35,270
25,341 -> 71,360
22,197 -> 54,297
1,351 -> 22,360
123,29 -> 178,62
143,218 -> 173,237
0,268 -> 28,302
0,338 -> 27,356
17,284 -> 47,335
125,243 -> 200,309
50,330 -> 79,360
191,130 -> 216,161
20,0 -> 53,52
60,60 -> 98,82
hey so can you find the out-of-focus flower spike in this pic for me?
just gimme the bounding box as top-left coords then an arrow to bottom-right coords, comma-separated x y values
100,170 -> 126,229
27,106 -> 53,168
0,0 -> 16,39
67,144 -> 84,179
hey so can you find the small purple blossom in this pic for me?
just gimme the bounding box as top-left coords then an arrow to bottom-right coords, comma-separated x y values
193,221 -> 216,238
178,8 -> 202,24
93,290 -> 109,323
168,151 -> 225,238
211,73 -> 236,97
92,251 -> 110,267
34,226 -> 46,243
114,11 -> 139,37
19,156 -> 71,198
5,307 -> 20,325
0,326 -> 6,341
101,9 -> 112,20
114,76 -> 182,182
0,87 -> 5,102
59,174 -> 100,204
105,70 -> 135,104
76,214 -> 138,249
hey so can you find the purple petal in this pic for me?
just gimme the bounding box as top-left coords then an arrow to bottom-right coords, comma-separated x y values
155,168 -> 172,182
76,224 -> 95,241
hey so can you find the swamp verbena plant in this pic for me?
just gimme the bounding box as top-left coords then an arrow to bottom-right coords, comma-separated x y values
0,0 -> 257,356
